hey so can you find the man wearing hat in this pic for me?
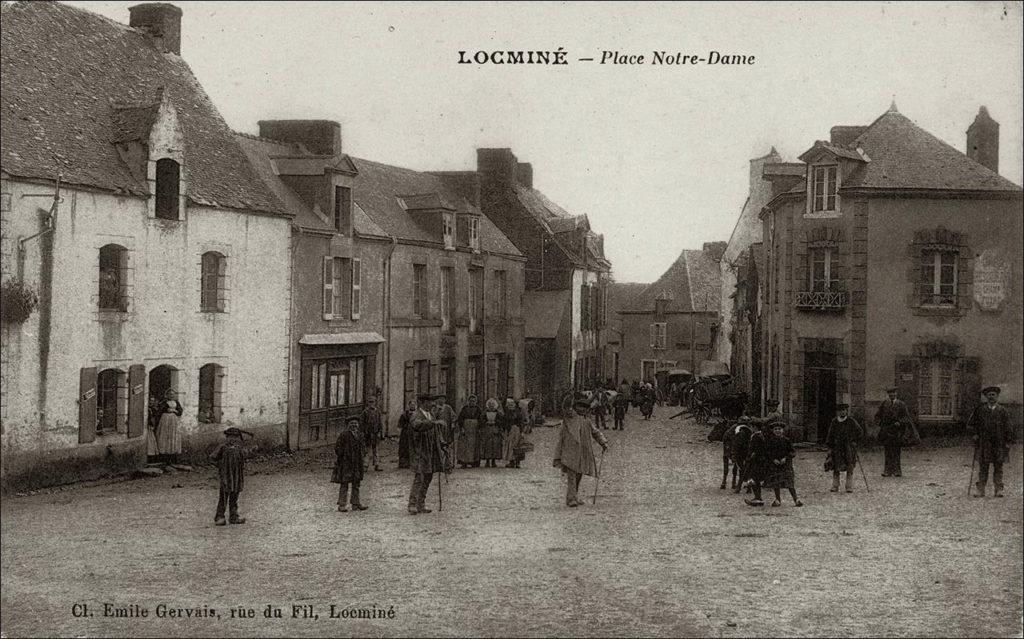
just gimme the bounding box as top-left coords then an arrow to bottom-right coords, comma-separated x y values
968,385 -> 1013,498
210,427 -> 247,525
875,387 -> 912,477
824,403 -> 863,493
407,394 -> 449,514
332,416 -> 368,512
552,396 -> 609,507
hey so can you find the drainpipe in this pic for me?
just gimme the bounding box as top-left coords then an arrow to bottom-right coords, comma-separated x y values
383,235 -> 398,436
285,222 -> 302,451
482,249 -> 490,398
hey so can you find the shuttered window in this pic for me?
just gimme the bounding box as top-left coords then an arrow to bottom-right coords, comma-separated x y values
351,258 -> 361,320
198,363 -> 225,423
918,358 -> 956,418
79,367 -> 98,443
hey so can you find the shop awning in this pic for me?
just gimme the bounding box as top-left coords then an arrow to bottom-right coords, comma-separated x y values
299,332 -> 385,346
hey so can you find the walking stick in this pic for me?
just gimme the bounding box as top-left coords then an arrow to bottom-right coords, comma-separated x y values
965,407 -> 979,497
592,448 -> 606,505
856,450 -> 870,493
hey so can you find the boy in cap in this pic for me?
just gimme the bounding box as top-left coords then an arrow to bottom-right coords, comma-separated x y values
211,427 -> 247,525
552,396 -> 609,507
968,386 -> 1012,498
875,386 -> 911,477
333,416 -> 368,512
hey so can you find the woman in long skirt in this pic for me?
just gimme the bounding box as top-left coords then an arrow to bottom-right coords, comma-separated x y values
502,398 -> 525,468
155,389 -> 183,465
456,395 -> 483,468
480,398 -> 504,468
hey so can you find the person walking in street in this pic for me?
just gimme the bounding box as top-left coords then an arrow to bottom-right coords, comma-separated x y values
361,395 -> 383,472
640,383 -> 655,420
332,416 -> 368,512
396,400 -> 416,469
407,394 -> 449,514
456,395 -> 483,468
764,422 -> 803,507
743,419 -> 771,506
592,386 -> 609,430
825,403 -> 863,493
875,386 -> 911,478
969,385 -> 1013,498
155,389 -> 183,467
480,398 -> 505,468
612,390 -> 628,431
211,427 -> 247,525
553,397 -> 609,507
502,397 -> 526,468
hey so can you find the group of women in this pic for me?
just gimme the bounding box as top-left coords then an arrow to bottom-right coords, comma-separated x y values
397,395 -> 531,470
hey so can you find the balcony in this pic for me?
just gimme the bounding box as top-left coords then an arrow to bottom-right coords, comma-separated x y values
795,290 -> 847,311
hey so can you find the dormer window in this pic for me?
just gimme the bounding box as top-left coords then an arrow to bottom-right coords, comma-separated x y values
334,186 -> 352,234
155,158 -> 180,220
810,165 -> 838,213
443,212 -> 455,250
468,216 -> 480,252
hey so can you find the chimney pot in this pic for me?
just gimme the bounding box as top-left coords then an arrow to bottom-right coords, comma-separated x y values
129,3 -> 182,55
966,106 -> 999,173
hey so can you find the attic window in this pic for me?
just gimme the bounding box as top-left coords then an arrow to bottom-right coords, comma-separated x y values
810,165 -> 838,213
468,216 -> 480,251
155,158 -> 180,220
443,213 -> 455,250
334,186 -> 352,234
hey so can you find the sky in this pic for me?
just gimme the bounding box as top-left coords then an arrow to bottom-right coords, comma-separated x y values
70,1 -> 1024,283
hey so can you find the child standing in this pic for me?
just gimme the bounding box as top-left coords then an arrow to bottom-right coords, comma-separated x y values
211,427 -> 247,525
332,416 -> 368,512
764,422 -> 803,507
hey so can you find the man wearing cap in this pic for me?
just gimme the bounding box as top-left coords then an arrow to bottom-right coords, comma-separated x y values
552,396 -> 609,507
210,427 -> 246,525
825,403 -> 863,493
968,386 -> 1013,498
875,387 -> 911,477
332,416 -> 368,512
407,394 -> 449,514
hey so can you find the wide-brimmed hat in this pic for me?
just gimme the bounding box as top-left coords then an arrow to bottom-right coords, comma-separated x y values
885,386 -> 898,393
981,385 -> 1001,395
223,427 -> 242,437
836,403 -> 850,410
417,392 -> 436,402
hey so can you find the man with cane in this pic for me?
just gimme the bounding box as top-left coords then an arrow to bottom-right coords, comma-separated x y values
968,385 -> 1012,498
407,393 -> 449,515
553,396 -> 608,508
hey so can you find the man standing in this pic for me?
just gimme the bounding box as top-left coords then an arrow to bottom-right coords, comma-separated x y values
361,395 -> 383,472
553,397 -> 609,507
432,395 -> 457,445
875,387 -> 911,478
408,394 -> 449,514
969,385 -> 1012,498
591,385 -> 609,430
825,403 -> 863,493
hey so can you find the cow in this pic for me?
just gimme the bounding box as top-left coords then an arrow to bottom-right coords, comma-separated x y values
721,420 -> 755,491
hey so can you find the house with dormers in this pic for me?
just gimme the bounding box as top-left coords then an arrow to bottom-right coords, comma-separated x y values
0,2 -> 293,488
242,121 -> 525,444
759,104 -> 1022,442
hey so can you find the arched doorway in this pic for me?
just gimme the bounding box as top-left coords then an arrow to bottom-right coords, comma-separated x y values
147,365 -> 179,426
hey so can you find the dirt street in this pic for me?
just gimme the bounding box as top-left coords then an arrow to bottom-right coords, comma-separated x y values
2,408 -> 1022,637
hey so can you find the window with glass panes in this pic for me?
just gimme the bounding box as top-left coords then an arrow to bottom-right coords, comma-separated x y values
441,267 -> 453,332
809,247 -> 839,292
308,358 -> 365,410
811,165 -> 838,213
413,264 -> 427,317
917,358 -> 956,418
920,250 -> 957,306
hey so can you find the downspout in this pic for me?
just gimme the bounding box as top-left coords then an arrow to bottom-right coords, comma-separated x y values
482,249 -> 490,398
285,222 -> 302,451
383,235 -> 398,436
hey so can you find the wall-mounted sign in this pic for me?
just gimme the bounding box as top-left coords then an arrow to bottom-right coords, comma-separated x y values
974,249 -> 1009,312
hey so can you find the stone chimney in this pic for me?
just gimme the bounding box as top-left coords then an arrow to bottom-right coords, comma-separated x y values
516,163 -> 533,189
703,241 -> 727,262
129,3 -> 182,55
477,148 -> 518,185
257,120 -> 342,156
967,106 -> 999,173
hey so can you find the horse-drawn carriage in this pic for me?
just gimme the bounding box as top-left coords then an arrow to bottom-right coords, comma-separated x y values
688,361 -> 747,425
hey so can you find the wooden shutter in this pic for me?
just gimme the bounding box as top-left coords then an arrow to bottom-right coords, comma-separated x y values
650,324 -> 656,349
507,352 -> 515,397
404,361 -> 415,408
894,357 -> 918,418
79,367 -> 98,443
351,258 -> 361,320
322,256 -> 334,319
429,360 -> 439,395
213,366 -> 225,423
958,357 -> 982,425
217,254 -> 227,312
127,364 -> 146,438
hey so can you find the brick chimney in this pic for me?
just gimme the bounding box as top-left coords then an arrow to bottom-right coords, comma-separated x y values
257,120 -> 342,156
477,148 -> 517,185
129,3 -> 182,55
516,163 -> 533,189
967,106 -> 999,173
703,241 -> 727,262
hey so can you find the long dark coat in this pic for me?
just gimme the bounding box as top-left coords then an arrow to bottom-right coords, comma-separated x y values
875,399 -> 911,446
410,409 -> 448,474
331,426 -> 364,484
744,428 -> 770,482
361,406 -> 382,446
763,433 -> 796,489
397,411 -> 412,469
552,414 -> 607,477
825,417 -> 863,472
211,439 -> 245,492
456,405 -> 483,464
480,410 -> 505,460
969,403 -> 1013,464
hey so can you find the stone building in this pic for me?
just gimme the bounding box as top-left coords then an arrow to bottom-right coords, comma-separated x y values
619,243 -> 725,384
759,104 -> 1022,441
0,2 -> 293,488
605,281 -> 649,385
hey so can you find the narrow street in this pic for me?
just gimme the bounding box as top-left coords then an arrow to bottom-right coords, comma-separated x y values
2,408 -> 1021,638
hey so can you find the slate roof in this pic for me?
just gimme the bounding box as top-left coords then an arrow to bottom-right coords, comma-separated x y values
0,1 -> 284,214
624,249 -> 722,313
350,158 -> 521,256
514,185 -> 610,269
606,282 -> 648,318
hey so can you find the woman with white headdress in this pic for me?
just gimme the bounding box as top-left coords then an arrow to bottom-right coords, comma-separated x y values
480,398 -> 505,468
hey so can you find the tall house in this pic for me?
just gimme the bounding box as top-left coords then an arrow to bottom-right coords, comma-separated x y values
760,104 -> 1022,441
469,149 -> 612,412
0,2 -> 293,489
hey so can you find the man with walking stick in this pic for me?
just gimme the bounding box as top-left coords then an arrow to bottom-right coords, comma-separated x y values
553,396 -> 608,508
407,393 -> 448,515
968,385 -> 1012,498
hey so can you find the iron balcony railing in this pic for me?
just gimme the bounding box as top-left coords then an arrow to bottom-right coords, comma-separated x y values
795,290 -> 847,311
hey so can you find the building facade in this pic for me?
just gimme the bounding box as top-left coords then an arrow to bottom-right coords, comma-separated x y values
760,105 -> 1022,441
1,2 -> 292,488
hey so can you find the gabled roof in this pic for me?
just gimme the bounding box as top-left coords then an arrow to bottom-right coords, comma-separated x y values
606,282 -> 648,317
351,158 -> 520,255
799,141 -> 868,163
625,249 -> 722,313
513,185 -> 610,270
0,1 -> 283,214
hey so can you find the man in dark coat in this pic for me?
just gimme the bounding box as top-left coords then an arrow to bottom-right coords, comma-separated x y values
969,386 -> 1013,498
361,395 -> 383,472
408,394 -> 450,514
332,417 -> 368,512
875,387 -> 911,478
553,397 -> 609,507
396,400 -> 416,469
211,427 -> 246,525
743,420 -> 771,506
825,403 -> 863,493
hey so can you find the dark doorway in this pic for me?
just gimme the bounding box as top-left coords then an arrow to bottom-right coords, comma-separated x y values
803,352 -> 837,442
148,365 -> 179,426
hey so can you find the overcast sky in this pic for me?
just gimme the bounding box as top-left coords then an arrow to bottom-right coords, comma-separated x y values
71,1 -> 1024,283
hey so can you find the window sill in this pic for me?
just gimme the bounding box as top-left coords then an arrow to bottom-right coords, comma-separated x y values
803,210 -> 841,219
912,306 -> 963,317
201,309 -> 228,314
96,310 -> 130,322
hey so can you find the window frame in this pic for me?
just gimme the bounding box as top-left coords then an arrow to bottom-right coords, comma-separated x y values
442,212 -> 455,250
413,263 -> 427,318
334,185 -> 352,235
920,249 -> 958,307
441,266 -> 453,332
650,322 -> 667,350
917,357 -> 957,419
155,158 -> 181,221
96,368 -> 127,434
200,251 -> 227,313
468,216 -> 480,252
98,244 -> 129,312
808,246 -> 840,292
810,164 -> 839,214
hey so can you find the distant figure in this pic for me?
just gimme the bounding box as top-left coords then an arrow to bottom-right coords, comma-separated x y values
210,427 -> 246,525
969,385 -> 1012,498
763,422 -> 803,507
875,386 -> 911,478
361,395 -> 383,472
503,398 -> 526,468
396,400 -> 416,469
332,416 -> 368,512
612,391 -> 629,431
456,395 -> 483,468
155,389 -> 183,466
825,403 -> 863,494
407,394 -> 449,515
480,398 -> 505,468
